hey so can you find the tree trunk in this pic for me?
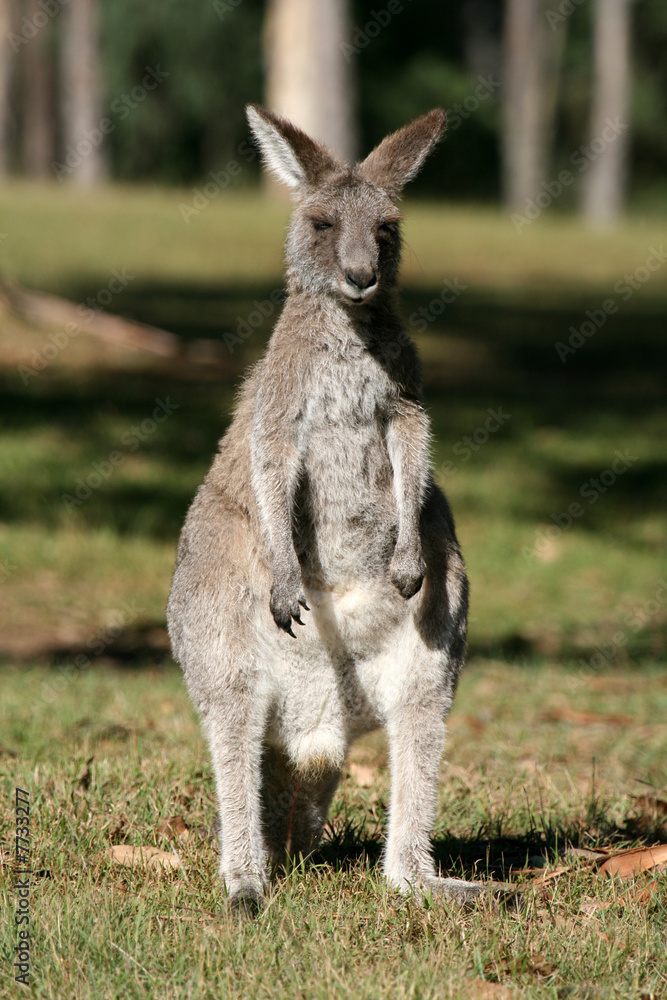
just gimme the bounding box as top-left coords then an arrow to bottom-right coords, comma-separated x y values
462,0 -> 502,83
0,0 -> 13,174
264,0 -> 356,167
582,0 -> 631,224
21,0 -> 55,177
60,0 -> 107,185
501,0 -> 564,211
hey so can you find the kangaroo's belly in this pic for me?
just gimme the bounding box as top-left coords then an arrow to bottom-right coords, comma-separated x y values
294,423 -> 398,587
265,578 -> 416,770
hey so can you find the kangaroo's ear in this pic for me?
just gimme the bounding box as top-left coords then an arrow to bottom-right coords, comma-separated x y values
357,109 -> 447,199
246,104 -> 344,192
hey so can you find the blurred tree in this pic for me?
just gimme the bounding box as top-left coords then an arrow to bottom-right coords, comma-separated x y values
265,0 -> 356,162
0,0 -> 13,174
501,0 -> 565,210
100,0 -> 263,182
0,0 -> 663,207
461,0 -> 502,81
21,0 -> 55,177
582,0 -> 632,223
60,0 -> 108,185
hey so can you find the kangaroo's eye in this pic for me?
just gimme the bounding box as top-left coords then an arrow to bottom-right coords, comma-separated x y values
312,219 -> 333,232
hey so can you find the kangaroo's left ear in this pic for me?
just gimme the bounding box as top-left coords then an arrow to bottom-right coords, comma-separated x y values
357,109 -> 447,199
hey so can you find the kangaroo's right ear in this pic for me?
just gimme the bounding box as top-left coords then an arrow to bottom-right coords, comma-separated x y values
246,105 -> 343,192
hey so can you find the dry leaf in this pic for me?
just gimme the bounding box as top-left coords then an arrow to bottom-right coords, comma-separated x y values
579,897 -> 611,917
532,865 -> 571,885
599,844 -> 667,879
562,847 -> 610,863
156,815 -> 190,841
543,707 -> 631,726
106,845 -> 179,872
348,763 -> 378,787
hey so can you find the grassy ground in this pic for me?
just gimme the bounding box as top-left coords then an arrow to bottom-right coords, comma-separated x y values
1,661 -> 666,999
0,183 -> 666,997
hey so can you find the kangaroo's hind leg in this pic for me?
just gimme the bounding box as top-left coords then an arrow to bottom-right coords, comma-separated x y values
260,745 -> 341,865
203,656 -> 271,912
170,504 -> 275,912
382,493 -> 484,904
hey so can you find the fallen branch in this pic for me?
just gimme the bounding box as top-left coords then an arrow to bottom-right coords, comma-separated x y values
0,277 -> 229,365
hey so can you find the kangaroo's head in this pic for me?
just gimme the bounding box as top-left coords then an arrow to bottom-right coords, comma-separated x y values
246,105 -> 447,306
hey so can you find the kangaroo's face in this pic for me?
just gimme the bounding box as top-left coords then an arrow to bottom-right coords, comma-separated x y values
287,177 -> 401,305
246,104 -> 447,306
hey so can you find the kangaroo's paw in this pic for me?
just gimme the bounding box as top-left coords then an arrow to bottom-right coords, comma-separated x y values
226,875 -> 266,918
390,544 -> 426,599
387,872 -> 489,909
270,572 -> 310,637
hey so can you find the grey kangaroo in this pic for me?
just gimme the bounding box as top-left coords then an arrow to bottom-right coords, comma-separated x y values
167,104 -> 484,910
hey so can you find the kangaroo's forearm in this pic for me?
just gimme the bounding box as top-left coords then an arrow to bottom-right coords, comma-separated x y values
250,445 -> 301,572
386,400 -> 430,542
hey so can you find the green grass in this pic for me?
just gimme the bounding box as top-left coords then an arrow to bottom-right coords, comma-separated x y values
0,183 -> 665,997
1,661 -> 666,999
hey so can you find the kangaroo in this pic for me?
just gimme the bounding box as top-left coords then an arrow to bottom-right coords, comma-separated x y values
167,104 -> 484,911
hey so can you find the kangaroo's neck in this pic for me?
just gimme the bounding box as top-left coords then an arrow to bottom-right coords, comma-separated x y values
284,282 -> 402,344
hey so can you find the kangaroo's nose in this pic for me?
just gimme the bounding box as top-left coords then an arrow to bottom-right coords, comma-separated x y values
345,267 -> 377,291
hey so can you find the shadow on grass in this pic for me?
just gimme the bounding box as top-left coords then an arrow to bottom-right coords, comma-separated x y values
1,276 -> 665,541
304,810 -> 667,884
6,615 -> 665,668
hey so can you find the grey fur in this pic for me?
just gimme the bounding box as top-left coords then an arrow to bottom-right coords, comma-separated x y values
167,105 -> 483,909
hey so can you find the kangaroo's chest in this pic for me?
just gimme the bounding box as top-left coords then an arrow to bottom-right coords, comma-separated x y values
294,345 -> 399,582
300,347 -> 395,491
302,344 -> 394,430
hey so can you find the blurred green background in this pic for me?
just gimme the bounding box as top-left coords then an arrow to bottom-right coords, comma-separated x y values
0,0 -> 665,672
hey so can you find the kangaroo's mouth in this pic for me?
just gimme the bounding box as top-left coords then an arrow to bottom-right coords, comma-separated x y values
338,280 -> 379,304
